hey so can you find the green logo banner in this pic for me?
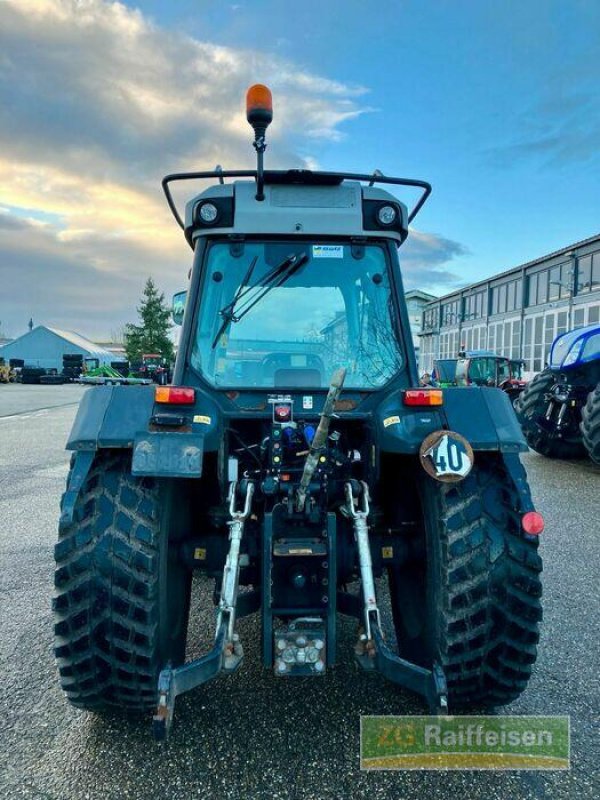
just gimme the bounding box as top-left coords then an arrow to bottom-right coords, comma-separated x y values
360,715 -> 570,770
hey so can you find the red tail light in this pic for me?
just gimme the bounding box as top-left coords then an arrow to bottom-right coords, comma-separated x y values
403,389 -> 443,407
155,386 -> 195,405
522,511 -> 544,535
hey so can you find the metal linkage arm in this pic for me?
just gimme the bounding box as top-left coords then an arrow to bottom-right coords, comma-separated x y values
152,481 -> 254,741
218,481 -> 255,644
343,481 -> 381,640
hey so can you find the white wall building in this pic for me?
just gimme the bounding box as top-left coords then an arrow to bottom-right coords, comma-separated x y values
0,326 -> 121,371
419,234 -> 600,378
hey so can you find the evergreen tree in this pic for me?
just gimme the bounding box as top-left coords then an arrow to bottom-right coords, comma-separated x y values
124,278 -> 175,363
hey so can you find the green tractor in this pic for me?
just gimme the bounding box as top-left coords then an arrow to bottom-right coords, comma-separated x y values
53,86 -> 543,740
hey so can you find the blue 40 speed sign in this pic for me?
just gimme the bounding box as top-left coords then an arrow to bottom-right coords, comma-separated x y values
419,430 -> 474,483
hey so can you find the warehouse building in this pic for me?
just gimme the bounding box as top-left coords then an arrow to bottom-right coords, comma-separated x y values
419,233 -> 600,378
0,326 -> 119,372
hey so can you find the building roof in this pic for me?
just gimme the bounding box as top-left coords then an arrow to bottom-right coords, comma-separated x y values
0,325 -> 117,360
427,231 -> 600,305
405,289 -> 438,301
46,327 -> 112,353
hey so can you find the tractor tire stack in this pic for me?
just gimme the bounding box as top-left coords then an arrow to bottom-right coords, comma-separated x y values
21,366 -> 47,385
62,354 -> 84,382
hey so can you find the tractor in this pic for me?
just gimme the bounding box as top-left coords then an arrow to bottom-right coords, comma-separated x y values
130,353 -> 171,385
433,353 -> 527,404
515,323 -> 600,462
455,351 -> 527,404
53,85 -> 543,740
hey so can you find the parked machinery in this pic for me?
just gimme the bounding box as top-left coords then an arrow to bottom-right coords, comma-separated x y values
515,324 -> 600,462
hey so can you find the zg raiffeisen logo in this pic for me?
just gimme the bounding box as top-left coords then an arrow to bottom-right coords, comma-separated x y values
360,716 -> 570,770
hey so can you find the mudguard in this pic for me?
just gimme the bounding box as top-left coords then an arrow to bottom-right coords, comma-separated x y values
66,385 -> 222,475
67,385 -> 156,450
379,387 -> 527,454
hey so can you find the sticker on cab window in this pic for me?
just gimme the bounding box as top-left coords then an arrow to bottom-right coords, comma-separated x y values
313,245 -> 344,259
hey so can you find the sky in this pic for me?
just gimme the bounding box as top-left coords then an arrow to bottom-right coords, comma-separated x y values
0,0 -> 598,340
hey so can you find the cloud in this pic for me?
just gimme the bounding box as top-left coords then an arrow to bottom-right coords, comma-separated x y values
486,88 -> 600,169
0,0 -> 457,338
400,229 -> 467,291
0,0 -> 375,337
0,212 -> 174,336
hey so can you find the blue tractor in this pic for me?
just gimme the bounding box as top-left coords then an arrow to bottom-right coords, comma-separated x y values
515,324 -> 600,463
53,86 -> 544,739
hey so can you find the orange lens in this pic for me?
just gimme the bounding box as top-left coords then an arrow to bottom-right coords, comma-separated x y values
246,84 -> 272,113
155,386 -> 170,403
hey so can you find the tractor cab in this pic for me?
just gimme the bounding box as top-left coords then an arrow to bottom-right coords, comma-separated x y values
455,351 -> 511,387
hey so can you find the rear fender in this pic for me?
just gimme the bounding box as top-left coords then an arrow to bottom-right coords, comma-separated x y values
66,384 -> 221,477
379,387 -> 527,454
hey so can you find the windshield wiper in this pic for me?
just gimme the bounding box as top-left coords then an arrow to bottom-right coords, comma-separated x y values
211,255 -> 258,349
212,251 -> 308,348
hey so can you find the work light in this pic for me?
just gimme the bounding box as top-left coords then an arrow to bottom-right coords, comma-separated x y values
198,202 -> 219,224
377,205 -> 397,225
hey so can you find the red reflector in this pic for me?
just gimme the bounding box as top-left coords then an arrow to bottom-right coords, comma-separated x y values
522,511 -> 544,535
274,404 -> 292,422
155,386 -> 195,404
403,389 -> 443,407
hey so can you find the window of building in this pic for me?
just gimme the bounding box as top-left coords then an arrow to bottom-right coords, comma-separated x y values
549,266 -> 561,301
556,311 -> 568,337
573,308 -> 585,329
491,289 -> 499,315
423,307 -> 439,331
528,273 -> 538,306
592,253 -> 600,291
512,319 -> 521,359
502,321 -> 511,357
537,271 -> 548,305
462,291 -> 487,323
498,284 -> 507,314
589,305 -> 599,324
533,316 -> 544,372
507,281 -> 515,311
440,299 -> 460,327
577,256 -> 591,294
523,317 -> 533,371
496,322 -> 503,352
560,265 -> 573,299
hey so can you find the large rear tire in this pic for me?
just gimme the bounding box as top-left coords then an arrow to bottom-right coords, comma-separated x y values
515,368 -> 585,458
581,384 -> 600,465
53,452 -> 191,712
389,455 -> 542,707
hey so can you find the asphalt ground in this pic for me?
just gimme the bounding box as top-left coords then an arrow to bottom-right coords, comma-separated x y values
0,383 -> 598,799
